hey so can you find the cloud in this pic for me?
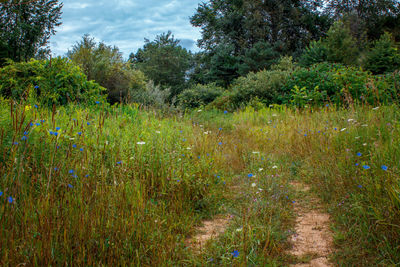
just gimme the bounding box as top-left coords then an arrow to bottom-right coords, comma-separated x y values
50,0 -> 203,58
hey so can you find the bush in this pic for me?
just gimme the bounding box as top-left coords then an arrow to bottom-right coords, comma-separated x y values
130,81 -> 171,110
299,40 -> 328,67
178,83 -> 224,109
0,57 -> 106,106
364,32 -> 400,74
285,63 -> 399,106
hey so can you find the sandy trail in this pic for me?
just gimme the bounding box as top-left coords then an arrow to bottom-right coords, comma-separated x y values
289,182 -> 334,267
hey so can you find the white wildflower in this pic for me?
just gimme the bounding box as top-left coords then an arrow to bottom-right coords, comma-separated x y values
258,168 -> 264,172
272,165 -> 278,169
340,128 -> 347,132
137,141 -> 146,145
251,183 -> 256,187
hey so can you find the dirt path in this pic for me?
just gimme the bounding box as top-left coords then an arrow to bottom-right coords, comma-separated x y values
185,214 -> 231,252
289,182 -> 334,267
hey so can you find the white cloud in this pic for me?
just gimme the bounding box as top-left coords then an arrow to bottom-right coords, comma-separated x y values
50,0 -> 203,58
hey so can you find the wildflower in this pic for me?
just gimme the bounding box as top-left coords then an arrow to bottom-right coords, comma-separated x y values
117,161 -> 122,164
186,147 -> 191,150
68,184 -> 73,188
56,127 -> 61,131
78,132 -> 82,136
252,151 -> 260,154
258,168 -> 263,172
24,131 -> 29,135
182,138 -> 186,142
381,165 -> 388,171
95,101 -> 100,104
72,144 -> 77,148
334,128 -> 337,131
87,122 -> 90,125
358,185 -> 363,188
218,142 -> 222,145
36,123 -> 40,126
197,109 -> 202,112
30,122 -> 34,126
363,165 -> 370,170
292,200 -> 296,203
224,110 -> 228,114
155,131 -> 161,134
355,163 -> 359,166
72,174 -> 78,178
40,120 -> 45,123
251,183 -> 256,187
137,141 -> 146,145
21,136 -> 27,141
34,104 -> 38,108
340,128 -> 347,132
8,196 -> 13,203
304,134 -> 307,136
219,127 -> 222,131
357,152 -> 362,156
79,148 -> 84,152
325,104 -> 329,107
231,250 -> 239,258
272,166 -> 278,169
34,85 -> 39,89
248,173 -> 253,178
0,192 -> 2,196
53,132 -> 58,136
13,142 -> 18,145
54,167 -> 59,171
372,107 -> 379,110
69,169 -> 74,174
348,119 -> 354,122
25,105 -> 31,112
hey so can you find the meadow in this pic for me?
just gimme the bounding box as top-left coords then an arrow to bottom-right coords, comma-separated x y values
0,99 -> 399,266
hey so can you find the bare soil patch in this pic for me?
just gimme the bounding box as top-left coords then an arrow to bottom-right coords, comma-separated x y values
186,214 -> 231,252
289,182 -> 333,267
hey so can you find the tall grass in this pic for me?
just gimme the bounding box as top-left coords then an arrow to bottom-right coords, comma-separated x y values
1,98 -> 399,265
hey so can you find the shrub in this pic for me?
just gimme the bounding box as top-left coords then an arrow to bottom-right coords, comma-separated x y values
130,81 -> 171,110
298,40 -> 328,67
0,57 -> 106,106
178,83 -> 224,109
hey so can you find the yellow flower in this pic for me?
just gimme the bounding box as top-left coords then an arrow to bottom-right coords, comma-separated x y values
25,105 -> 31,112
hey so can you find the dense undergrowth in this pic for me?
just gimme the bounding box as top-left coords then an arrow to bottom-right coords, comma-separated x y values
0,99 -> 399,265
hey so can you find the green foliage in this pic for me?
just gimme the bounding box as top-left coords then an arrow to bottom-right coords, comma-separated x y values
324,21 -> 359,65
290,85 -> 326,108
68,35 -> 147,104
0,0 -> 63,62
364,32 -> 400,74
129,32 -> 192,100
285,62 -> 399,106
299,40 -> 328,67
129,81 -> 171,110
178,83 -> 224,109
0,57 -> 105,106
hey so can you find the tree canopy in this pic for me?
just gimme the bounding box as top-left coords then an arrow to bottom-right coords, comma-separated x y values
0,0 -> 63,63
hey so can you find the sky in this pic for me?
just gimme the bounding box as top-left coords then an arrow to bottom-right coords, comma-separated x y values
50,0 -> 204,58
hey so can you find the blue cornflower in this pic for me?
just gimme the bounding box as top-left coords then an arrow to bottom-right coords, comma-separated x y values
197,156 -> 201,159
182,138 -> 186,142
21,136 -> 27,140
357,152 -> 362,156
69,169 -> 74,174
358,185 -> 363,188
219,127 -> 222,131
41,120 -> 45,123
72,144 -> 77,148
87,122 -> 90,126
231,250 -> 239,258
13,142 -> 18,145
179,130 -> 183,133
72,174 -> 78,178
30,122 -> 34,126
8,196 -> 13,203
56,127 -> 61,131
78,132 -> 82,136
49,131 -> 54,135
54,167 -> 59,171
224,110 -> 228,114
53,132 -> 58,136
334,128 -> 337,131
363,165 -> 370,170
304,134 -> 307,136
218,142 -> 222,145
79,148 -> 84,152
68,184 -> 73,188
177,179 -> 180,182
85,174 -> 89,178
381,165 -> 388,171
24,131 -> 29,135
95,101 -> 100,104
34,85 -> 39,89
355,163 -> 359,166
182,154 -> 185,157
325,104 -> 329,107
117,161 -> 122,164
0,191 -> 3,196
34,104 -> 38,108
36,123 -> 40,126
248,173 -> 253,178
